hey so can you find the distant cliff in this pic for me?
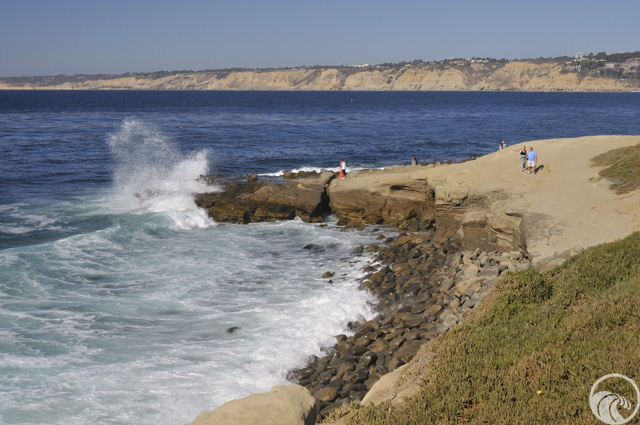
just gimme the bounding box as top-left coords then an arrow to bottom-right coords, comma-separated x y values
2,60 -> 638,91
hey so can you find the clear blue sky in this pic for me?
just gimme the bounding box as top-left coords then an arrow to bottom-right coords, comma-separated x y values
1,0 -> 639,77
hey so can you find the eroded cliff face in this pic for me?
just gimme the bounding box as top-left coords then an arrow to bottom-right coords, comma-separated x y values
2,61 -> 637,91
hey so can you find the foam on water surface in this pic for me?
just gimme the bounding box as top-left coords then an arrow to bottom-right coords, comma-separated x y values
1,120 -> 384,425
0,216 -> 382,425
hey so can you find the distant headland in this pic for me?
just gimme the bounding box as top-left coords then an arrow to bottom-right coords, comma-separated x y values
2,52 -> 639,92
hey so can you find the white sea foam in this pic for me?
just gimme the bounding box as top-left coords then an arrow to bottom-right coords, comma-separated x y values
0,224 -> 32,234
0,216 -> 385,425
0,209 -> 64,235
258,165 -> 371,177
106,119 -> 217,230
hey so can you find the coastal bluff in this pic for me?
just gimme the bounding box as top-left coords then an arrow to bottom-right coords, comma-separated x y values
188,135 -> 640,425
2,61 -> 638,92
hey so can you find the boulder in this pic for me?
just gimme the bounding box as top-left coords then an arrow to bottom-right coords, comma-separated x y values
315,386 -> 340,403
186,384 -> 316,425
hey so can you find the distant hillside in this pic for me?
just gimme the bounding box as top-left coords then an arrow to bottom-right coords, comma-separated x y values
2,58 -> 639,92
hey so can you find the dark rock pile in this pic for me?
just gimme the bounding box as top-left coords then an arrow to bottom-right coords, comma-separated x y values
289,224 -> 531,419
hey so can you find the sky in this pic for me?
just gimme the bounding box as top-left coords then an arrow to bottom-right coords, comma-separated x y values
1,0 -> 639,77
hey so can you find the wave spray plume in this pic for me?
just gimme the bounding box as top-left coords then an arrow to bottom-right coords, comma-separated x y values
106,119 -> 216,229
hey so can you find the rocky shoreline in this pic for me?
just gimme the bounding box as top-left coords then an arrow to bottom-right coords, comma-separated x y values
290,223 -> 530,420
187,135 -> 640,425
189,169 -> 530,424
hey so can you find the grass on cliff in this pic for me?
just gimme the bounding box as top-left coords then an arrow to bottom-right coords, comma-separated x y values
334,232 -> 640,425
591,143 -> 640,193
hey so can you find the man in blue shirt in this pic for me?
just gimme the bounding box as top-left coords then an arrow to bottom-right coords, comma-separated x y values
527,147 -> 537,174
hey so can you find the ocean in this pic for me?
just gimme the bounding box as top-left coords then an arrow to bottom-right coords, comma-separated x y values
1,90 -> 639,425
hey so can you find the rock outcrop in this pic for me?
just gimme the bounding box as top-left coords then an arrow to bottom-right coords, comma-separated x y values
185,384 -> 317,425
194,171 -> 334,223
327,168 -> 435,226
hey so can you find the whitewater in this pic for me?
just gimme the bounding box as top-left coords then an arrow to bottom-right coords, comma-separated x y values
0,119 -> 381,425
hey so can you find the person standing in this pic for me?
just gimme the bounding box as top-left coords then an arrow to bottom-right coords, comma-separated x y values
339,160 -> 347,179
411,156 -> 417,165
527,147 -> 537,174
519,145 -> 527,172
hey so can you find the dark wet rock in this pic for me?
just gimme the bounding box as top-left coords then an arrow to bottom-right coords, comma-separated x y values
385,356 -> 405,372
347,346 -> 369,357
336,339 -> 353,352
343,368 -> 368,385
395,340 -> 422,363
315,386 -> 339,403
315,370 -> 334,386
368,338 -> 389,354
335,362 -> 354,380
322,271 -> 334,278
359,351 -> 378,368
226,326 -> 241,333
353,326 -> 374,339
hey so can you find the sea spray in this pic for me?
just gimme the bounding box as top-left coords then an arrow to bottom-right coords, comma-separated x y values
106,119 -> 216,230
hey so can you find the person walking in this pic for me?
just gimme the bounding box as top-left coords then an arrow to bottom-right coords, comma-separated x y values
527,147 -> 537,174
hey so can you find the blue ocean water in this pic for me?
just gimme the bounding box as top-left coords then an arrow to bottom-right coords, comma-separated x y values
1,90 -> 639,425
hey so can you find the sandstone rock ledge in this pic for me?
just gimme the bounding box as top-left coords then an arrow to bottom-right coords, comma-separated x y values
195,171 -> 334,224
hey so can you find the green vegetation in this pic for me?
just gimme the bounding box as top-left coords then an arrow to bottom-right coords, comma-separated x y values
332,233 -> 640,424
591,143 -> 640,193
